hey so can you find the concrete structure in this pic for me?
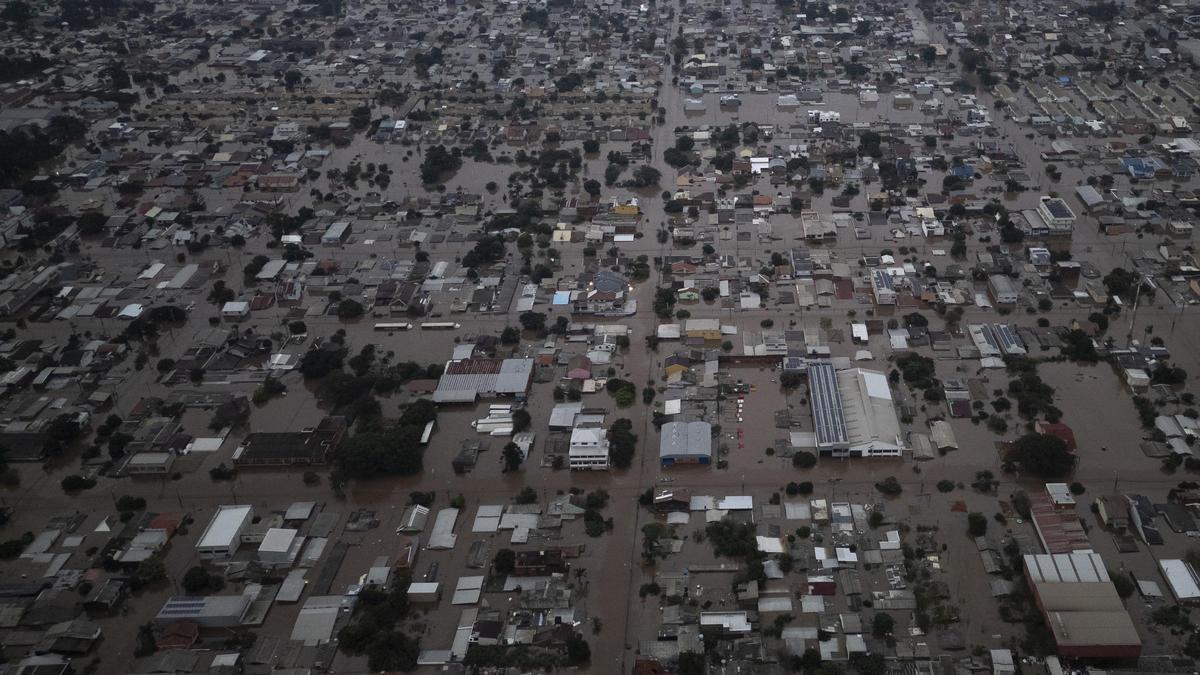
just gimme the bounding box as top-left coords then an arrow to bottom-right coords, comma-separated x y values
568,427 -> 610,470
659,421 -> 712,466
196,505 -> 252,560
1023,553 -> 1141,659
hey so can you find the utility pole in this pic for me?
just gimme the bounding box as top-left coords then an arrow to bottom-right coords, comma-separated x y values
1124,277 -> 1150,348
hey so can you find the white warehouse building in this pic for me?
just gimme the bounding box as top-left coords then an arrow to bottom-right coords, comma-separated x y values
196,505 -> 253,560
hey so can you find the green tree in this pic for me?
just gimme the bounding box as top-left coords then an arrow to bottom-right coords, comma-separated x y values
565,634 -> 591,665
793,451 -> 817,469
1,1 -> 33,23
872,612 -> 895,638
630,165 -> 661,187
609,418 -> 637,469
337,299 -> 365,320
967,512 -> 988,537
502,442 -> 523,472
493,548 -> 516,575
678,651 -> 706,675
137,555 -> 168,586
1010,433 -> 1074,479
519,311 -> 546,333
335,426 -> 425,477
1110,568 -> 1135,598
182,566 -> 219,594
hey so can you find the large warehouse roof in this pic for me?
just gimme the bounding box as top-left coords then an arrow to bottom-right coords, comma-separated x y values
433,358 -> 533,403
837,368 -> 903,454
1024,553 -> 1141,655
659,421 -> 712,461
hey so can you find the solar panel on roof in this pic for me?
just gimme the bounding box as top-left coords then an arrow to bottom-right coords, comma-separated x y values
808,363 -> 848,447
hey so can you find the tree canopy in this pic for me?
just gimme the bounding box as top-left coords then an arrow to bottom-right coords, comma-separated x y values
1010,433 -> 1074,479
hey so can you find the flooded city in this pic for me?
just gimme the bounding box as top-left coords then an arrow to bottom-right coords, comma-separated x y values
2,0 -> 1200,673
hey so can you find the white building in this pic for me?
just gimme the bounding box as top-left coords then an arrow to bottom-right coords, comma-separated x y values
569,427 -> 610,470
197,505 -> 253,560
808,363 -> 904,458
1037,196 -> 1076,228
871,269 -> 897,305
221,301 -> 250,320
321,221 -> 350,246
987,274 -> 1019,305
258,528 -> 304,567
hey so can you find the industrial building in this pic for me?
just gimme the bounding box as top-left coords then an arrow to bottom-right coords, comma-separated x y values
1159,559 -> 1200,603
257,528 -> 304,567
659,421 -> 712,466
987,274 -> 1019,305
154,595 -> 253,628
1022,552 -> 1141,659
196,505 -> 253,561
432,358 -> 534,404
232,416 -> 347,467
808,363 -> 904,458
1029,491 -> 1092,554
968,324 -> 1027,357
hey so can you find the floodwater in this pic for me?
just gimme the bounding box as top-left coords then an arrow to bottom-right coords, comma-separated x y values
9,0 -> 1200,671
